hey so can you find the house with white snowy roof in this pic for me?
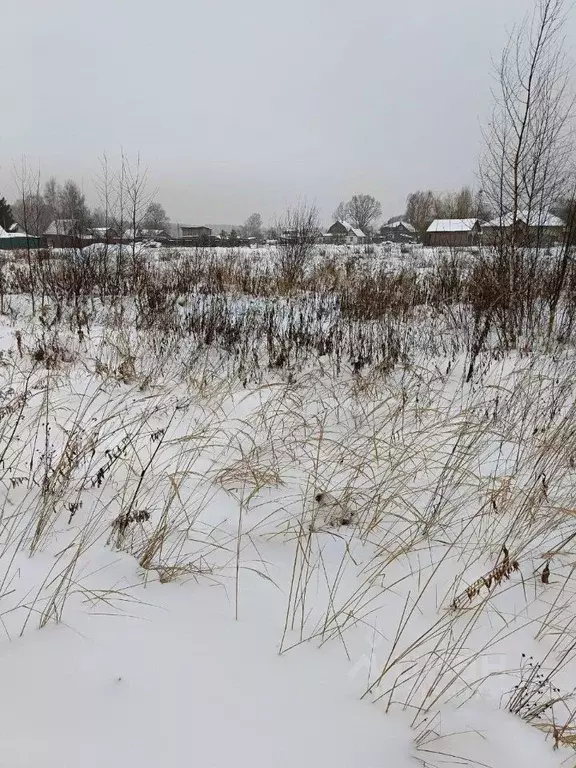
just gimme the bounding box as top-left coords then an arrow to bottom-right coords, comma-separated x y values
425,218 -> 481,247
44,219 -> 90,248
482,210 -> 565,245
326,220 -> 366,244
0,225 -> 42,250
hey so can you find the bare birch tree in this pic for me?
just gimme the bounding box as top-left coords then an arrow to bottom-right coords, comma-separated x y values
479,0 -> 574,343
333,201 -> 349,222
93,153 -> 118,298
119,153 -> 154,278
12,159 -> 41,313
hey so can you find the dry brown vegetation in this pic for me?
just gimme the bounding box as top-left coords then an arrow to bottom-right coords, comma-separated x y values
0,238 -> 576,762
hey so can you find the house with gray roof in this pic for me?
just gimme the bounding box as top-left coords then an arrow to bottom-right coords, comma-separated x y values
380,220 -> 416,243
166,224 -> 212,242
326,220 -> 366,244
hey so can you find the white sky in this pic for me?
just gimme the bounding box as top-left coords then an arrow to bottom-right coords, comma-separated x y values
1,0 -> 575,226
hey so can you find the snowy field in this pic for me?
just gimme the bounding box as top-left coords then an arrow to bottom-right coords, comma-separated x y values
0,245 -> 575,767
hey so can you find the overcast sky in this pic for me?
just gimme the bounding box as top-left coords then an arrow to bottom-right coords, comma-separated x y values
1,0 -> 575,226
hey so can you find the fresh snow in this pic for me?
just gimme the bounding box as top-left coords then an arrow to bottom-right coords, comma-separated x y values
0,247 -> 573,767
426,218 -> 479,232
484,210 -> 565,228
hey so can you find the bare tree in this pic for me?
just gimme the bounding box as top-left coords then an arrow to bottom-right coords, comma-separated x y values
43,177 -> 59,224
434,186 -> 488,219
275,203 -> 320,287
91,208 -> 107,227
11,174 -> 58,236
242,212 -> 263,238
121,153 -> 154,271
435,186 -> 474,218
480,0 -> 574,342
93,153 -> 119,297
405,190 -> 436,236
142,202 -> 170,231
548,181 -> 576,340
343,194 -> 381,232
59,180 -> 92,234
95,152 -> 142,285
333,201 -> 349,222
483,0 -> 573,224
12,159 -> 41,312
11,192 -> 51,236
405,187 -> 487,231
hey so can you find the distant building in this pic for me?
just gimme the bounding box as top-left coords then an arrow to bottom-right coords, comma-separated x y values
380,221 -> 416,243
326,220 -> 366,244
123,228 -> 171,243
167,224 -> 212,243
89,226 -> 122,243
0,225 -> 42,250
122,224 -> 212,245
277,228 -> 322,247
44,220 -> 89,248
279,229 -> 298,243
426,219 -> 482,247
482,211 -> 565,246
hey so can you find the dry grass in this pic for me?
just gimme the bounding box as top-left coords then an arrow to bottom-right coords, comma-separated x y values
1,242 -> 576,756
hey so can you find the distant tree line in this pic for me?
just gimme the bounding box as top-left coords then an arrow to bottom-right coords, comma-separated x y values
3,161 -> 574,247
403,187 -> 491,237
6,172 -> 171,237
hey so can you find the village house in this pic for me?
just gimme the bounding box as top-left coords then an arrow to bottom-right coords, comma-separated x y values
279,229 -> 298,243
122,224 -> 212,245
88,226 -> 122,243
379,220 -> 416,243
425,218 -> 482,247
167,224 -> 212,243
44,220 -> 90,248
326,220 -> 366,244
279,229 -> 319,245
0,225 -> 42,250
482,210 -> 565,246
123,228 -> 171,243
